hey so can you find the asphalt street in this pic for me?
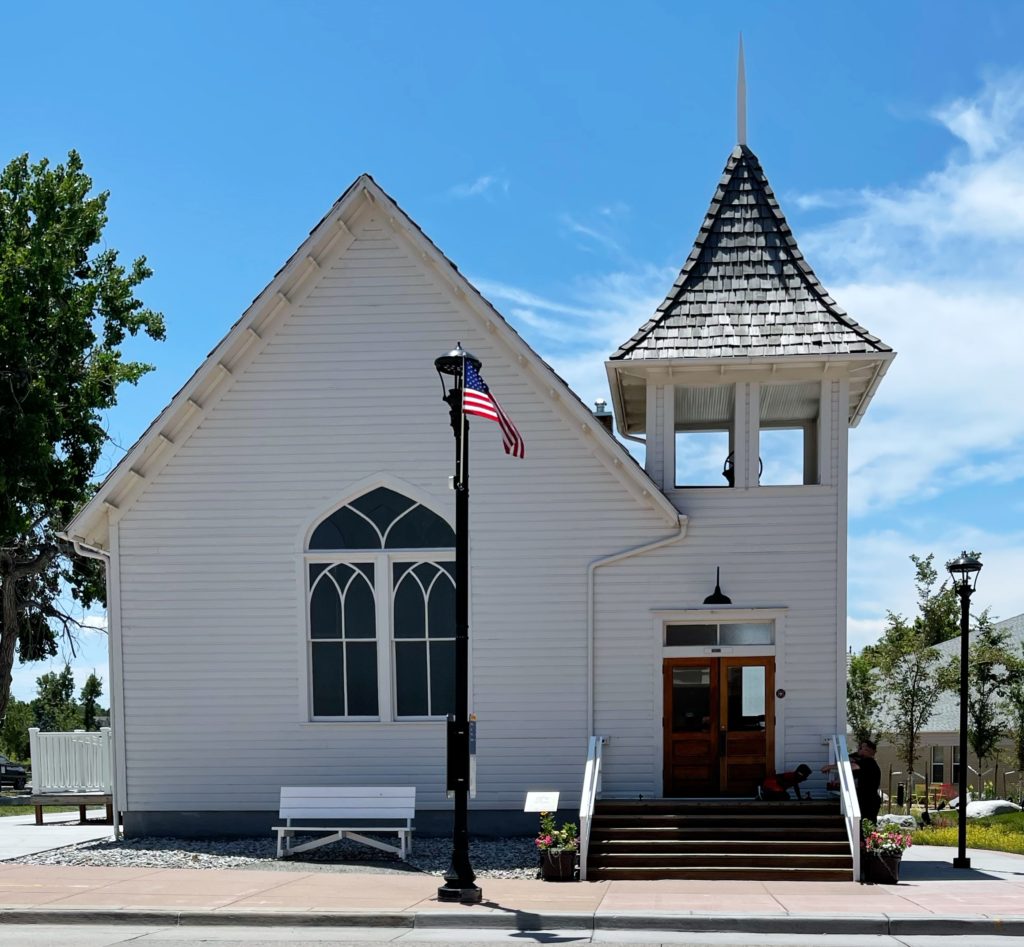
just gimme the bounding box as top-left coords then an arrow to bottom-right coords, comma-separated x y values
3,928 -> 1024,947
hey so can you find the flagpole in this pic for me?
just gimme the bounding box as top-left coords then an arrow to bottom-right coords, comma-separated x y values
435,344 -> 481,904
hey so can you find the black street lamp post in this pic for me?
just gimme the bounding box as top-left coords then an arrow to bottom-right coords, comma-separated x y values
434,345 -> 482,904
946,550 -> 982,870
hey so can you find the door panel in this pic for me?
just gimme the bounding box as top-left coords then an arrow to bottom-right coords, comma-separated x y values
663,662 -> 718,795
720,658 -> 774,796
663,656 -> 774,797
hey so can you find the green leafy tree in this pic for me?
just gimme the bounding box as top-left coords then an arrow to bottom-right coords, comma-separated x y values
846,650 -> 879,745
0,150 -> 164,725
872,616 -> 945,794
31,665 -> 80,733
1008,642 -> 1024,780
909,553 -> 960,646
0,696 -> 31,760
860,553 -> 962,788
80,672 -> 103,731
953,627 -> 1024,795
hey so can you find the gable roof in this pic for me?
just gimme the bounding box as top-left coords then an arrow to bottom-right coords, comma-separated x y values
613,145 -> 892,361
65,175 -> 681,548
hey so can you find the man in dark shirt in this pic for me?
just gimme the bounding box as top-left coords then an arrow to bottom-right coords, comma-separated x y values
825,740 -> 882,821
852,740 -> 882,822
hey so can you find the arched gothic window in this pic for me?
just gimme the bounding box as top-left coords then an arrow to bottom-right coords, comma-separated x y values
307,487 -> 456,720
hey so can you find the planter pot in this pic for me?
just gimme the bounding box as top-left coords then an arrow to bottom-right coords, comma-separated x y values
862,852 -> 902,884
540,848 -> 577,881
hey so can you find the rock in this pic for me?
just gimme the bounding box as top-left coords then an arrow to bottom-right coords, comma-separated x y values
965,799 -> 1022,818
876,814 -> 917,830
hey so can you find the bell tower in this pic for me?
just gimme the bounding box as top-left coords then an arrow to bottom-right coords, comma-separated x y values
606,50 -> 892,497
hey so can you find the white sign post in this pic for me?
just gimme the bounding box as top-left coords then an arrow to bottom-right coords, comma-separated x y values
524,791 -> 560,812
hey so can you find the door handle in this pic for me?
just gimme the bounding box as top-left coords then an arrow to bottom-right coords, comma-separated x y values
718,728 -> 726,755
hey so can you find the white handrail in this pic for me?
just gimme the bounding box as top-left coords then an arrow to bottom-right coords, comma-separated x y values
578,735 -> 607,881
830,733 -> 861,882
28,728 -> 113,793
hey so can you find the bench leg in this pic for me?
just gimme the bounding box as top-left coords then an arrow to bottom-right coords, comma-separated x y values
105,803 -> 114,825
35,805 -> 42,826
79,805 -> 87,824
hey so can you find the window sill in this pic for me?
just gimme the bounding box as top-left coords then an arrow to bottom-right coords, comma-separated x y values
302,718 -> 448,726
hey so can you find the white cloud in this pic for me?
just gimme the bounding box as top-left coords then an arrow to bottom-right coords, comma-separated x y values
803,72 -> 1024,279
474,266 -> 672,407
840,281 -> 1024,516
449,174 -> 509,199
559,213 -> 623,255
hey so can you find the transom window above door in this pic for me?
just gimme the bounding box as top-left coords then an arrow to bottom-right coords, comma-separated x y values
665,622 -> 774,647
306,487 -> 455,721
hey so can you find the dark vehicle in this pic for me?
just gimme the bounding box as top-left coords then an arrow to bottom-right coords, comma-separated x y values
0,754 -> 27,790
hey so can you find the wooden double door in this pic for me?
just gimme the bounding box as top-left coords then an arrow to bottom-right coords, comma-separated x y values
663,656 -> 774,797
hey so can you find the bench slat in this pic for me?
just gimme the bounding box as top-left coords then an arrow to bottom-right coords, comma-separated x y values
280,787 -> 414,800
281,808 -> 413,820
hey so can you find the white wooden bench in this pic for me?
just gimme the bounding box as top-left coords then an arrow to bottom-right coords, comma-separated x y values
273,786 -> 415,860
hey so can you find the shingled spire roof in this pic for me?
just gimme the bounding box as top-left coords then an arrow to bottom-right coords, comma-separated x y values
612,145 -> 891,360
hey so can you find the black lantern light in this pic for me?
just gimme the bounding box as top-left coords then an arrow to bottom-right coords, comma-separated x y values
703,567 -> 732,606
433,343 -> 482,904
946,550 -> 982,870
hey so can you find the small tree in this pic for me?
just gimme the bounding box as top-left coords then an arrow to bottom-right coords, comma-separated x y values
965,619 -> 1018,781
909,554 -> 960,646
871,615 -> 945,800
80,672 -> 103,731
998,641 -> 1024,798
846,650 -> 879,745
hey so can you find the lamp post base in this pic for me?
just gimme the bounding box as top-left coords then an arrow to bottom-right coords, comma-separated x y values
437,883 -> 483,903
953,856 -> 972,869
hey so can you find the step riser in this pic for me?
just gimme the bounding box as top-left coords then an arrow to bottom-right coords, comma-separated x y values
588,868 -> 853,881
589,857 -> 853,869
589,842 -> 850,855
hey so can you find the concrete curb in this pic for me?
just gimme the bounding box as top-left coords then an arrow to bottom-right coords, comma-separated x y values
2,907 -> 1024,935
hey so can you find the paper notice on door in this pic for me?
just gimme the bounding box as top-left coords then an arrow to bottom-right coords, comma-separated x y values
741,665 -> 766,718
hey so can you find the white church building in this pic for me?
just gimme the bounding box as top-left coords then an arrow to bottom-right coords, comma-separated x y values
66,132 -> 893,838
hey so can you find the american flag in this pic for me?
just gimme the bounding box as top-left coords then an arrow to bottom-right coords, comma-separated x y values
462,361 -> 525,459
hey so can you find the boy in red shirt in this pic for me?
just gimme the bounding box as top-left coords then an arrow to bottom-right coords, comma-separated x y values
758,764 -> 812,800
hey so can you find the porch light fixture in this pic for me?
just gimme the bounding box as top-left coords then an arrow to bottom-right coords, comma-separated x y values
946,550 -> 982,870
433,343 -> 482,904
703,567 -> 732,606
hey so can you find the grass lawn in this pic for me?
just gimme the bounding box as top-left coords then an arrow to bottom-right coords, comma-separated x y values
912,811 -> 1024,855
0,805 -> 80,817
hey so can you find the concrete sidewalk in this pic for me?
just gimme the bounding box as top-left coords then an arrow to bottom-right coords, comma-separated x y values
0,809 -> 113,860
0,845 -> 1022,936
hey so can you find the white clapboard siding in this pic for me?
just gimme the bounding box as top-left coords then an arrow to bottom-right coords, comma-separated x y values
593,380 -> 848,797
114,209 -> 668,813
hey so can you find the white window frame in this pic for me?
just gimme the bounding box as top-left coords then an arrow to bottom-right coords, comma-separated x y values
305,548 -> 455,723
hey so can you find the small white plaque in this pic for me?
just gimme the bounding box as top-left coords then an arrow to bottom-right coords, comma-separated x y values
524,791 -> 560,812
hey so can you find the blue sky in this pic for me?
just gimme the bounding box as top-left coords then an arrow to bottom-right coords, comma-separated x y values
4,1 -> 1023,699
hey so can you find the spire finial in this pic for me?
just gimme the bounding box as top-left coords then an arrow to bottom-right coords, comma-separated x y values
737,34 -> 747,146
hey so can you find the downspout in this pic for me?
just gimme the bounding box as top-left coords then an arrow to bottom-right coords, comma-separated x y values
57,532 -> 119,839
586,515 -> 688,736
58,533 -> 110,566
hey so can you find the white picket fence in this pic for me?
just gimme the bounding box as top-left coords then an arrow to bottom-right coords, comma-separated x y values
28,727 -> 114,793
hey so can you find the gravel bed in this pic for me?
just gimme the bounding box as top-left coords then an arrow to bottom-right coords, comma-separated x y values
11,834 -> 542,878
